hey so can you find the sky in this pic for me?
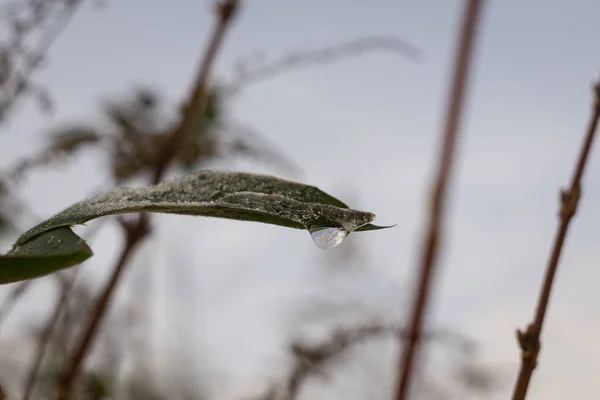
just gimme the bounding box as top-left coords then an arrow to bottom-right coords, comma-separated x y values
2,0 -> 600,399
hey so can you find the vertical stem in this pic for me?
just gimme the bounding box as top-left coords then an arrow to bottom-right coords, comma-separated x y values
52,235 -> 144,400
393,1 -> 487,399
22,272 -> 80,400
511,82 -> 600,400
23,219 -> 107,400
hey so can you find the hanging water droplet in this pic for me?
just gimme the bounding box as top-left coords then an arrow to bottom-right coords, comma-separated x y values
309,226 -> 349,250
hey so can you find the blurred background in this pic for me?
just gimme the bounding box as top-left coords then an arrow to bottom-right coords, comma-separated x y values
0,0 -> 599,399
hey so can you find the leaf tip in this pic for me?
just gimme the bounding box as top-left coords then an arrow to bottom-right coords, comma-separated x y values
355,223 -> 396,232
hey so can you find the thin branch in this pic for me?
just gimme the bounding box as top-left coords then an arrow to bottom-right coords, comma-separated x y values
21,217 -> 108,400
151,0 -> 239,183
394,1 -> 487,399
511,81 -> 600,400
226,35 -> 420,96
261,325 -> 479,400
21,269 -> 81,400
1,135 -> 102,184
51,1 -> 240,399
52,227 -> 146,400
0,0 -> 85,126
284,325 -> 393,399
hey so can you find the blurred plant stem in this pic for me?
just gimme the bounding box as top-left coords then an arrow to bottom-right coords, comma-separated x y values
22,270 -> 80,400
21,217 -> 108,400
227,35 -> 420,96
258,324 -> 492,400
394,0 -> 487,399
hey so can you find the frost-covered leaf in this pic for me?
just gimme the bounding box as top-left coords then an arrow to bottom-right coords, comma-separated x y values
16,170 -> 390,244
0,228 -> 92,284
0,170 -> 392,284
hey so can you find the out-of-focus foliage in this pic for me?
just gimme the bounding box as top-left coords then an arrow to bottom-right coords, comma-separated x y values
0,272 -> 190,400
92,85 -> 295,183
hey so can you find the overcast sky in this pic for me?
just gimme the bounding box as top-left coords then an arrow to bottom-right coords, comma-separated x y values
2,0 -> 600,399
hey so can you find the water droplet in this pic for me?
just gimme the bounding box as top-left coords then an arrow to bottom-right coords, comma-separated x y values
309,227 -> 349,250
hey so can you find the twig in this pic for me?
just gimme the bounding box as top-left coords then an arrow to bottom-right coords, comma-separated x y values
7,218 -> 106,399
226,35 -> 420,97
151,1 -> 239,183
52,227 -> 146,400
511,81 -> 600,400
0,0 -> 85,125
263,325 -> 478,400
285,325 -> 393,399
51,1 -> 240,399
2,136 -> 101,184
21,269 -> 81,400
393,1 -> 487,399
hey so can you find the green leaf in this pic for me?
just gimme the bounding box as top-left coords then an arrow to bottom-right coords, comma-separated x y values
0,170 -> 392,284
0,228 -> 92,284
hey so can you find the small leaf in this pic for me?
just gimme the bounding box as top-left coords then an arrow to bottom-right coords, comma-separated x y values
0,170 -> 392,284
0,228 -> 92,284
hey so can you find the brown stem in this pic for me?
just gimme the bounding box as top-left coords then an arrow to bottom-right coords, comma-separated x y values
51,2 -> 240,399
21,218 -> 109,399
511,82 -> 600,400
151,0 -> 239,184
393,1 -> 487,399
52,225 -> 146,400
22,271 -> 81,400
